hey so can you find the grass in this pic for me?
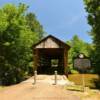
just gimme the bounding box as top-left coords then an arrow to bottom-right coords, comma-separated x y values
74,89 -> 100,100
68,74 -> 99,89
66,74 -> 100,99
66,85 -> 84,91
0,85 -> 5,90
0,86 -> 4,90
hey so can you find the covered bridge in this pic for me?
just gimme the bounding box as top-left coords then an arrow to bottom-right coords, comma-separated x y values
33,35 -> 70,75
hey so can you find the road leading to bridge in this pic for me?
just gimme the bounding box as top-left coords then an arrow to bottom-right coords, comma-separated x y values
0,75 -> 80,100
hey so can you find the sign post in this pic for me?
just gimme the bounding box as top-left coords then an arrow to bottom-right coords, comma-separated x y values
73,53 -> 91,92
79,54 -> 85,92
82,72 -> 85,92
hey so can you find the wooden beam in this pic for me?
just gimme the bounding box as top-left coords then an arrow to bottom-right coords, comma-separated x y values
64,48 -> 68,76
33,49 -> 39,71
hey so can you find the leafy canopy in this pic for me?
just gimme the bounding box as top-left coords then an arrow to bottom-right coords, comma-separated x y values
84,0 -> 100,74
0,3 -> 45,85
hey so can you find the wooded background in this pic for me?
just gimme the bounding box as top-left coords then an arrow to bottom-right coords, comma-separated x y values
0,0 -> 100,85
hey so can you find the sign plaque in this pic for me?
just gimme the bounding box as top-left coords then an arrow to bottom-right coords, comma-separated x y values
73,53 -> 91,71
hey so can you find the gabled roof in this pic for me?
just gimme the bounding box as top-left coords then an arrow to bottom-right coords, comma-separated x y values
33,35 -> 70,49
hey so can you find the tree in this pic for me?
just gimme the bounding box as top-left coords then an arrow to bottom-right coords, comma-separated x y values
0,3 -> 45,85
84,0 -> 100,74
26,13 -> 44,39
67,35 -> 93,73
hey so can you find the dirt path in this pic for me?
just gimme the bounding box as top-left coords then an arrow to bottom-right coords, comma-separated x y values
0,75 -> 80,100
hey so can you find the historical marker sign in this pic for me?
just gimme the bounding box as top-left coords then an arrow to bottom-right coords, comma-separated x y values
73,53 -> 91,71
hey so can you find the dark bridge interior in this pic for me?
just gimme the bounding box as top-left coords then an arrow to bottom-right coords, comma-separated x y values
36,48 -> 64,74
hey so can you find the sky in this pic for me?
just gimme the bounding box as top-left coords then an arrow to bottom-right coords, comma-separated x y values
0,0 -> 92,43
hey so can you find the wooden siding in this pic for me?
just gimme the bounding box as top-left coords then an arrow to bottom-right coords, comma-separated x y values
35,37 -> 62,48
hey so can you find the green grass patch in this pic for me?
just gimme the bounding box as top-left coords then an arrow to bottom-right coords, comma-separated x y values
66,85 -> 84,91
68,74 -> 99,89
0,86 -> 5,90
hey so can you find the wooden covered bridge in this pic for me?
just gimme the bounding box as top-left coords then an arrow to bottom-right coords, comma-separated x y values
33,35 -> 70,75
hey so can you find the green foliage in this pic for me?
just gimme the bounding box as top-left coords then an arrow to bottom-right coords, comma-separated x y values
0,3 -> 45,85
67,35 -> 93,72
70,69 -> 79,74
84,0 -> 100,74
26,13 -> 44,39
